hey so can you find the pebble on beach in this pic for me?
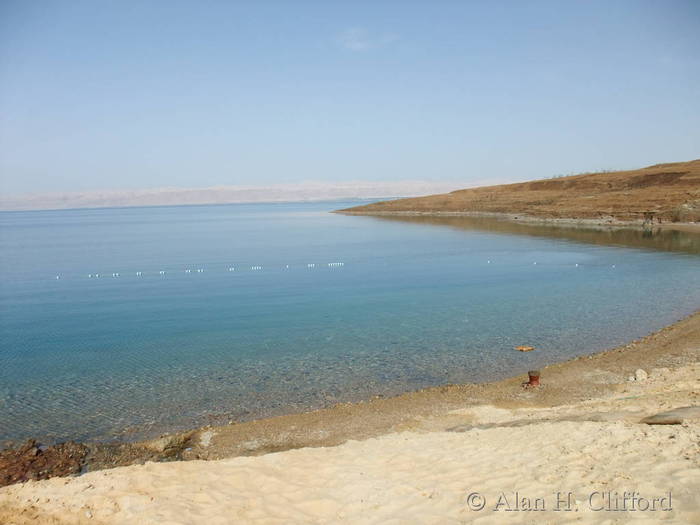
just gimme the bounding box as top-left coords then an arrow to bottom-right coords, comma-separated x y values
627,368 -> 648,382
635,368 -> 648,381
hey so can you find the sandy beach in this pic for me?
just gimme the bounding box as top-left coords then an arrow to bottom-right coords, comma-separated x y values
1,310 -> 698,524
3,0 -> 699,522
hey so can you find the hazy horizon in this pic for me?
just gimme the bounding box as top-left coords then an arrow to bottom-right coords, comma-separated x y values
1,1 -> 699,195
0,178 -> 489,211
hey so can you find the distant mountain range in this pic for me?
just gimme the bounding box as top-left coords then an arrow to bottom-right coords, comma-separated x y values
340,159 -> 700,223
0,180 -> 491,211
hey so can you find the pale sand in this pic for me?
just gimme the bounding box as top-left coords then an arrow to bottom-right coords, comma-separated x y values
1,362 -> 698,524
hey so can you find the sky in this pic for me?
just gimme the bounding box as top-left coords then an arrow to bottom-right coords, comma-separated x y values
1,0 -> 699,195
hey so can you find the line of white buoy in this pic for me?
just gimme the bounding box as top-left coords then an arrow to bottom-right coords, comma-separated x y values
68,260 -> 623,280
80,264 -> 346,278
485,260 -> 619,269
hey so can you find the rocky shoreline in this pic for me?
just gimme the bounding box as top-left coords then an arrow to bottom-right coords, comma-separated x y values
336,209 -> 700,232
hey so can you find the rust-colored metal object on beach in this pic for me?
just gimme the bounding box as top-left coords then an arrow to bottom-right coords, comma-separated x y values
524,370 -> 540,387
515,345 -> 535,352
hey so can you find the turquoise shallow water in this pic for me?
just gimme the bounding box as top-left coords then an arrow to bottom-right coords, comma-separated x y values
1,201 -> 699,444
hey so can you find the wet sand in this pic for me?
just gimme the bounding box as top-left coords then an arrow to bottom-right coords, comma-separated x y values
1,310 -> 698,523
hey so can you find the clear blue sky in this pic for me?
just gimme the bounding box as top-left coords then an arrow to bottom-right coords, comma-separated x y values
1,0 -> 698,194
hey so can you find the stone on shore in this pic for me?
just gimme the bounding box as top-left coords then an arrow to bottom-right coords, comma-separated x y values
640,406 -> 700,425
0,440 -> 87,487
634,368 -> 648,381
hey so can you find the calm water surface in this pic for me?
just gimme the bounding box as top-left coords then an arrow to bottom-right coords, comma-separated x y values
1,201 -> 699,443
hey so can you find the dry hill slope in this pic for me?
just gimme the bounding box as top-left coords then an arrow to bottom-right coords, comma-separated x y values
340,159 -> 700,223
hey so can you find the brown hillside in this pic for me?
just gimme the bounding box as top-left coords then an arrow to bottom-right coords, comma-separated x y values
341,159 -> 700,223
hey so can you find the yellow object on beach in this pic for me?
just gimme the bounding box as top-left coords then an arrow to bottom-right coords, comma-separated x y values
515,345 -> 535,352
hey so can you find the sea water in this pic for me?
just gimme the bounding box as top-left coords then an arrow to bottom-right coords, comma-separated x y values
1,201 -> 699,443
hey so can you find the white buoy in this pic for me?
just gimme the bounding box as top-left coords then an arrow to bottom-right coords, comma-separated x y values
55,275 -> 60,280
88,274 -> 92,278
487,260 -> 491,264
533,262 -> 537,265
575,263 -> 579,267
612,264 -> 616,268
